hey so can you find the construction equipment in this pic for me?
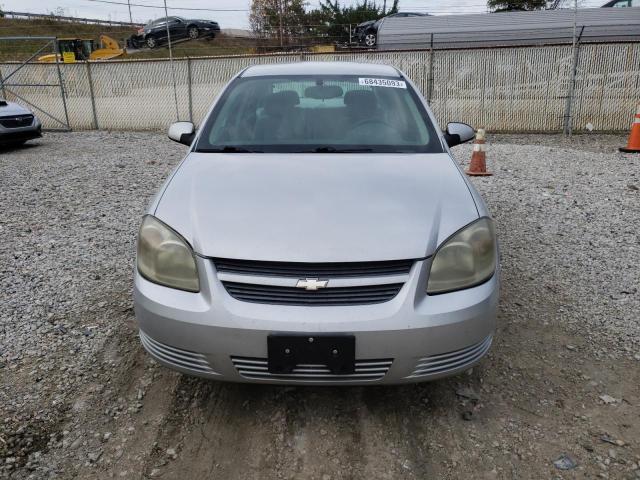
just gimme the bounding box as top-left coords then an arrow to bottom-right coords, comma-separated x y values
38,35 -> 125,62
92,35 -> 125,60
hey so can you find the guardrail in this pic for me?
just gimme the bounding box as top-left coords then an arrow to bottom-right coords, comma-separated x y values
1,10 -> 141,28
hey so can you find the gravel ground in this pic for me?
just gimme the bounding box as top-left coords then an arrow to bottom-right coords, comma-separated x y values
0,131 -> 638,479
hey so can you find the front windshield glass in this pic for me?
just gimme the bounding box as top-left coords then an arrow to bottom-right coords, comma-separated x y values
82,40 -> 93,56
195,75 -> 442,153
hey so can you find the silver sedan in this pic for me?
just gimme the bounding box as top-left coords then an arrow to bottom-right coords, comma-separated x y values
134,62 -> 499,385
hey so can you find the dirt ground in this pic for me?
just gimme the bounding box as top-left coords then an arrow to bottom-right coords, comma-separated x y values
1,132 -> 639,480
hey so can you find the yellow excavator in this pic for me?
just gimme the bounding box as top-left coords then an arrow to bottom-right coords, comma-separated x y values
38,35 -> 125,62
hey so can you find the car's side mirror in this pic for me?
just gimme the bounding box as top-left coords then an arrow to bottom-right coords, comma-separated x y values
168,121 -> 195,146
443,122 -> 475,148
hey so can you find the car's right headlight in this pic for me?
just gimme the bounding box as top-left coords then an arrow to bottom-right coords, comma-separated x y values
137,215 -> 200,292
427,217 -> 496,295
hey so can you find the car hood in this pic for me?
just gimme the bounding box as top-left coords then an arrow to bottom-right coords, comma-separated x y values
154,153 -> 479,262
0,100 -> 32,117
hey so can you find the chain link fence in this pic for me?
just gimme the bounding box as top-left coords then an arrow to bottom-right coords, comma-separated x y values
1,42 -> 639,133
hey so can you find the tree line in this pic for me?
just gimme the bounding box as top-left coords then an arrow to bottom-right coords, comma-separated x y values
249,0 -> 572,46
249,0 -> 399,45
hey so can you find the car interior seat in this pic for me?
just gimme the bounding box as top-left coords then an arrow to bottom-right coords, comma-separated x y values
254,90 -> 302,142
344,90 -> 380,124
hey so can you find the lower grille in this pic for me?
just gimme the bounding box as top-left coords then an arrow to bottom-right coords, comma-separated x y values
232,356 -> 393,381
0,114 -> 33,128
139,330 -> 216,375
408,335 -> 493,378
222,281 -> 403,306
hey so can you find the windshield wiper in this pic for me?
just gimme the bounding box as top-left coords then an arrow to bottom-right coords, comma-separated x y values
298,146 -> 374,153
199,146 -> 263,153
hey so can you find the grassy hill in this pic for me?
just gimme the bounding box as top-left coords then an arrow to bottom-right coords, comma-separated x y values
0,16 -> 256,62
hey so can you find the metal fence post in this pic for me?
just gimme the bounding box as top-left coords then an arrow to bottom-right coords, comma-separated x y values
480,55 -> 488,128
187,57 -> 193,123
0,67 -> 6,100
85,61 -> 99,130
427,33 -> 434,102
53,38 -> 71,131
563,26 -> 584,136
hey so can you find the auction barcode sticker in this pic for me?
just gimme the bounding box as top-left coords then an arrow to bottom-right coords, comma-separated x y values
359,78 -> 407,89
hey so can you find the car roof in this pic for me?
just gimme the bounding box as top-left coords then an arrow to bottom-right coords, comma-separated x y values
241,62 -> 401,78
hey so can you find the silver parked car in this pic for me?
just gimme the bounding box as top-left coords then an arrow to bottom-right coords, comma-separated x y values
0,99 -> 42,146
134,62 -> 499,385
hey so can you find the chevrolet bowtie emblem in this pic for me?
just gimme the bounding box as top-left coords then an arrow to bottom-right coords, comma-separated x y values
296,278 -> 328,290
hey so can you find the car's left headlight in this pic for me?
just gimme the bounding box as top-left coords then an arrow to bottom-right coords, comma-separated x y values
427,217 -> 496,295
137,215 -> 200,292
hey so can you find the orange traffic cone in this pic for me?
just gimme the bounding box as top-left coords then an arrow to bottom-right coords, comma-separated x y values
466,128 -> 492,176
620,103 -> 640,153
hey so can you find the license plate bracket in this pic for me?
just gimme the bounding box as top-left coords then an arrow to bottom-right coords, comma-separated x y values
267,334 -> 355,375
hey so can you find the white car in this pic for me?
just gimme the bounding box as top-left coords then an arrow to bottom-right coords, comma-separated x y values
0,99 -> 42,147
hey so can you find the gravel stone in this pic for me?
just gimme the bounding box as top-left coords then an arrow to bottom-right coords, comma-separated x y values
0,131 -> 638,479
165,448 -> 177,460
599,395 -> 619,405
554,453 -> 577,470
456,136 -> 640,355
87,451 -> 102,463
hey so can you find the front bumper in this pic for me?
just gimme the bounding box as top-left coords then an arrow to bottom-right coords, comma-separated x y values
0,118 -> 42,145
134,257 -> 498,385
128,34 -> 146,48
201,26 -> 220,33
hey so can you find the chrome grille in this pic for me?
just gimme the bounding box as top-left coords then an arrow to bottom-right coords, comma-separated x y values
222,281 -> 403,306
139,330 -> 216,375
231,356 -> 393,381
408,335 -> 493,378
0,114 -> 33,128
212,258 -> 414,278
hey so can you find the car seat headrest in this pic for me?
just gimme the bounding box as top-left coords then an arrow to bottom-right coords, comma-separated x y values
263,90 -> 300,116
344,90 -> 378,115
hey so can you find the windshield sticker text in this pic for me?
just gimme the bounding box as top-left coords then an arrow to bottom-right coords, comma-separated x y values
359,78 -> 407,89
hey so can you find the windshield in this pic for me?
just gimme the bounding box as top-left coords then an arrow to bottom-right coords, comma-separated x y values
82,40 -> 94,55
195,75 -> 442,153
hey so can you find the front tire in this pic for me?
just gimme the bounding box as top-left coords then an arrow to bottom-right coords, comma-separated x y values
364,32 -> 377,47
146,36 -> 158,49
188,26 -> 199,39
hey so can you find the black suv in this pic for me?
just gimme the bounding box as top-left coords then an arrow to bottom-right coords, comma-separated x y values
355,12 -> 428,47
132,16 -> 220,49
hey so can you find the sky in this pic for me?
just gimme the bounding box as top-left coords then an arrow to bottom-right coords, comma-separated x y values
0,0 -> 605,29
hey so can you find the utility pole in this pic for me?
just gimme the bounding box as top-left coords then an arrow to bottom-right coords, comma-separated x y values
127,0 -> 132,23
572,0 -> 577,45
563,0 -> 579,136
164,0 -> 179,122
383,0 -> 387,14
